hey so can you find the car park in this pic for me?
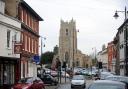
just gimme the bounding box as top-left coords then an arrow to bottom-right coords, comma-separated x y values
71,75 -> 86,89
88,80 -> 127,89
11,77 -> 45,89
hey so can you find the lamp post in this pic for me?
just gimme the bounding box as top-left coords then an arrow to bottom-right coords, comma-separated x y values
113,7 -> 127,21
40,36 -> 46,77
40,36 -> 46,59
113,6 -> 128,76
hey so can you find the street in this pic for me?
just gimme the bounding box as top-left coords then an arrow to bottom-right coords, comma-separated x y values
46,78 -> 94,89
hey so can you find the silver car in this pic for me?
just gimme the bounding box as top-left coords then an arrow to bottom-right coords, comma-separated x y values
71,75 -> 86,89
88,80 -> 126,89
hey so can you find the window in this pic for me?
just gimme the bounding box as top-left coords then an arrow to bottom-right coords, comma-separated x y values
26,12 -> 28,25
21,9 -> 24,22
14,32 -> 17,41
35,41 -> 36,54
28,37 -> 30,52
66,29 -> 68,35
28,13 -> 30,27
31,17 -> 33,30
21,33 -> 24,43
25,35 -> 27,51
76,61 -> 79,66
32,39 -> 33,53
7,30 -> 11,48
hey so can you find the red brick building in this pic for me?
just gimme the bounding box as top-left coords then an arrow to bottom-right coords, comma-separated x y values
4,0 -> 43,83
18,0 -> 43,79
107,41 -> 116,71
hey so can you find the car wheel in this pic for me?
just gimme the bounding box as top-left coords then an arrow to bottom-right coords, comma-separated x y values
71,86 -> 73,89
54,82 -> 58,86
83,85 -> 86,88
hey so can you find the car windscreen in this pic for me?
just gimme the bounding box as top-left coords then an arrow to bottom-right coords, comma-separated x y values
72,75 -> 84,80
89,83 -> 125,89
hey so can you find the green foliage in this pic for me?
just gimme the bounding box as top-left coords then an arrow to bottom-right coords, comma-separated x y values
53,45 -> 58,55
40,51 -> 54,64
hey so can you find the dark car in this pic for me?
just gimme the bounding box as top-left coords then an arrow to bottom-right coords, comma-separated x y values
40,74 -> 58,85
88,80 -> 126,89
11,77 -> 45,89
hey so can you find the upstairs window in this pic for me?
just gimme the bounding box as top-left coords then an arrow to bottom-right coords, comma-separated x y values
66,29 -> 68,35
14,32 -> 17,41
7,30 -> 11,48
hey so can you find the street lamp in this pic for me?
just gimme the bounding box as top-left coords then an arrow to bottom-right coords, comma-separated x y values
41,36 -> 46,56
40,36 -> 46,77
113,6 -> 128,76
113,6 -> 128,21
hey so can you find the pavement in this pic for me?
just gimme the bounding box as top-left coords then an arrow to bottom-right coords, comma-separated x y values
45,77 -> 70,89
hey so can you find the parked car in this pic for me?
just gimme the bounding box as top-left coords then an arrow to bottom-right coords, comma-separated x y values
11,77 -> 45,89
99,72 -> 114,80
88,80 -> 127,89
71,75 -> 86,89
40,74 -> 58,85
105,75 -> 128,88
51,70 -> 58,77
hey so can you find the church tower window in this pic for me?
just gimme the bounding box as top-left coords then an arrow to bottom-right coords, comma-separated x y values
66,29 -> 68,35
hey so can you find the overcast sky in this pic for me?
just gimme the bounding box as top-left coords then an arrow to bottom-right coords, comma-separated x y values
25,0 -> 128,55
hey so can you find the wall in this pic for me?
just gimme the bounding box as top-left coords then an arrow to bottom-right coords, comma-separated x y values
5,0 -> 19,17
0,13 -> 21,58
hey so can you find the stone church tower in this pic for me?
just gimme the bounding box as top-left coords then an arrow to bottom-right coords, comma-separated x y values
59,19 -> 77,68
51,19 -> 92,69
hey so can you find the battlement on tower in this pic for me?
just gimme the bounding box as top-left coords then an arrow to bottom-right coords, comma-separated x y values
60,18 -> 76,29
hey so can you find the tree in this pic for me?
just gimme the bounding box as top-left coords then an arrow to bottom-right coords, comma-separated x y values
53,45 -> 58,55
40,51 -> 54,64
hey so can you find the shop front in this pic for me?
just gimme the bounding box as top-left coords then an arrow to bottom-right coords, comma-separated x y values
0,56 -> 20,89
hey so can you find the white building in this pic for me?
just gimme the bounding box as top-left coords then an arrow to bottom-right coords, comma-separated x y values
97,47 -> 108,69
0,0 -> 21,87
118,21 -> 126,76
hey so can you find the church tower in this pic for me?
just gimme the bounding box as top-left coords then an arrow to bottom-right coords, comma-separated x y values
59,19 -> 77,68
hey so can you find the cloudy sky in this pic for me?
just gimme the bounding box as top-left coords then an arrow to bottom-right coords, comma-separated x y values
25,0 -> 128,55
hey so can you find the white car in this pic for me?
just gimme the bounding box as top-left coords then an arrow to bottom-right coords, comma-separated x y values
71,75 -> 86,89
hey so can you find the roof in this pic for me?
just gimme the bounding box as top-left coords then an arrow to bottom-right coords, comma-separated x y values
20,0 -> 43,21
118,19 -> 128,31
